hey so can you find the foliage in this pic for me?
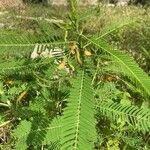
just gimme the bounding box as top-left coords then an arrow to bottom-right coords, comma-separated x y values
0,1 -> 150,150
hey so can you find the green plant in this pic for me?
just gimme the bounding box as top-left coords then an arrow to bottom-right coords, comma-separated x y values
0,1 -> 150,149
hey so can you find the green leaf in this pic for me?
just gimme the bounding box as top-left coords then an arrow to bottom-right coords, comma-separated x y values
98,101 -> 150,133
61,70 -> 97,150
82,35 -> 150,98
13,117 -> 62,149
13,120 -> 31,150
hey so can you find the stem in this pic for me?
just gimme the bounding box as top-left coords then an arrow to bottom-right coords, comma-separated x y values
0,103 -> 9,107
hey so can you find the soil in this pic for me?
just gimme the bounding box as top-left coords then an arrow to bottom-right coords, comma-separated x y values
0,0 -> 24,9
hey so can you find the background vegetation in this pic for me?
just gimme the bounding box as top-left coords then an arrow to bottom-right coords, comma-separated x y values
0,0 -> 150,149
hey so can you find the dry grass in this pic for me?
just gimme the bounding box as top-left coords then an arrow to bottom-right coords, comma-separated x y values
0,4 -> 149,73
0,0 -> 24,9
83,5 -> 150,33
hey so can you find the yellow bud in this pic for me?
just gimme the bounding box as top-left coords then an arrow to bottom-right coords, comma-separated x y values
84,49 -> 92,56
58,61 -> 66,70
